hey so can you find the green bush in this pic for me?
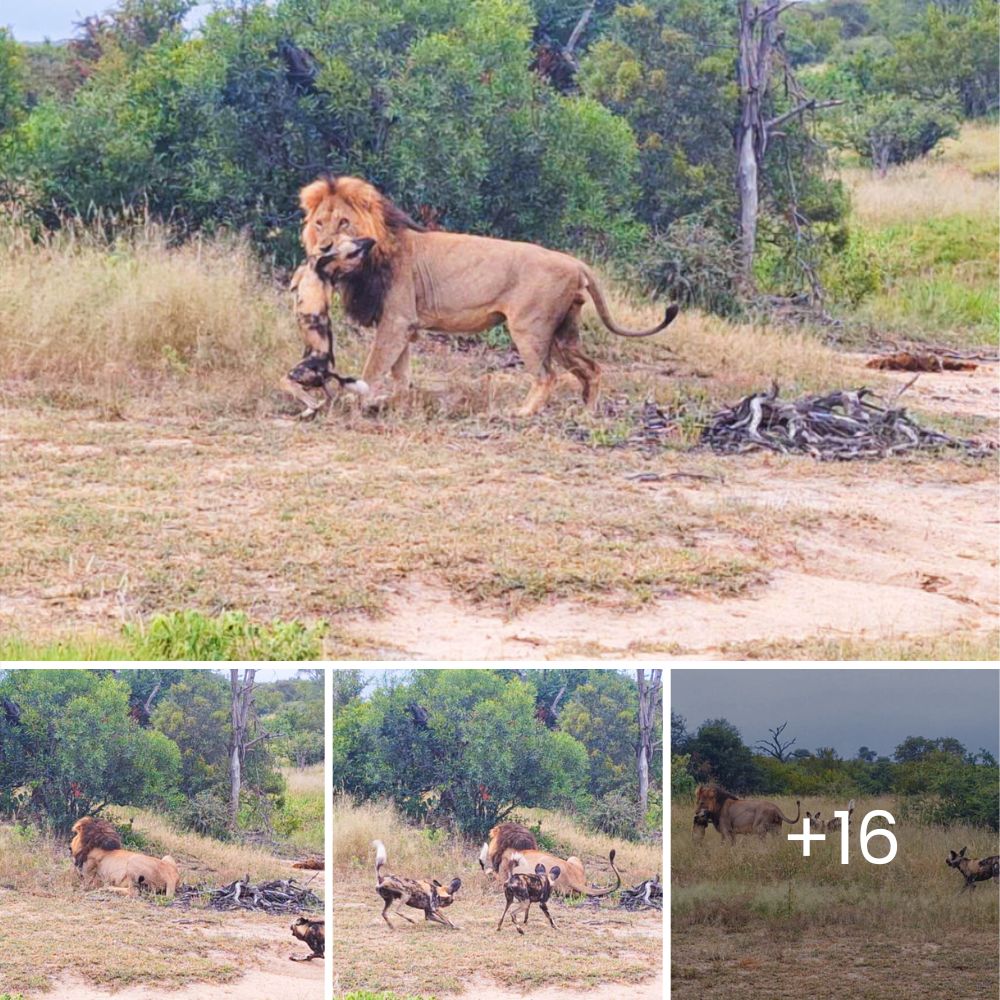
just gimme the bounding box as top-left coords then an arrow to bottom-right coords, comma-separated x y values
124,610 -> 326,660
588,789 -> 646,841
844,95 -> 960,175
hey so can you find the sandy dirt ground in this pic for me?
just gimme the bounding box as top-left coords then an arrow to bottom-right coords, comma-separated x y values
47,961 -> 323,1000
2,358 -> 996,658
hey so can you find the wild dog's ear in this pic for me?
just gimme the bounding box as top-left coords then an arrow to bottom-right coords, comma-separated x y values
431,879 -> 442,887
448,877 -> 462,894
534,863 -> 547,876
549,866 -> 561,881
299,178 -> 332,216
959,847 -> 967,856
815,812 -> 821,820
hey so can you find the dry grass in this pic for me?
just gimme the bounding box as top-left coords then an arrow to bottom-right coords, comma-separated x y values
671,796 -> 998,999
843,123 -> 999,226
333,798 -> 661,997
282,763 -> 324,797
0,815 -> 319,997
714,628 -> 1000,662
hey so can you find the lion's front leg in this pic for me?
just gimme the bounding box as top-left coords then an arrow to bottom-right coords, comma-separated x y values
359,322 -> 415,407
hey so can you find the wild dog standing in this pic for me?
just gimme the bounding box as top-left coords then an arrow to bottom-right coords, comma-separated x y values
825,799 -> 855,833
805,810 -> 825,833
373,839 -> 460,929
946,847 -> 1000,892
497,858 -> 561,935
289,917 -> 325,961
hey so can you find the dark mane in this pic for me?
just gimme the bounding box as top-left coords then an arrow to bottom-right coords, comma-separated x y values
336,254 -> 395,327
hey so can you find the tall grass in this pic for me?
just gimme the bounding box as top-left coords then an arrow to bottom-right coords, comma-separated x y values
671,796 -> 998,933
0,212 -> 309,413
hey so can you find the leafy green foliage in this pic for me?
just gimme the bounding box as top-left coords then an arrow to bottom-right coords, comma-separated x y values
332,670 -> 624,840
123,610 -> 326,660
0,671 -> 181,832
844,95 -> 960,173
0,29 -> 24,134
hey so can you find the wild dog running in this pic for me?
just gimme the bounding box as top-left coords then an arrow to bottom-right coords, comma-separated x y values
496,857 -> 561,935
373,839 -> 461,929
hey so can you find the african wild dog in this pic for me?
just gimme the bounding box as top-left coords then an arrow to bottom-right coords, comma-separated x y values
805,810 -> 825,833
373,839 -> 461,929
289,917 -> 325,961
496,857 -> 561,935
946,847 -> 1000,893
825,799 -> 855,833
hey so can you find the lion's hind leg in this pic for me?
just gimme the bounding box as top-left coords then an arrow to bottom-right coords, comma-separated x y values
506,324 -> 557,418
552,305 -> 601,409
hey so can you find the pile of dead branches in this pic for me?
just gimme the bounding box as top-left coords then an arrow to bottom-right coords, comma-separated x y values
619,876 -> 662,911
172,876 -> 321,914
702,383 -> 994,461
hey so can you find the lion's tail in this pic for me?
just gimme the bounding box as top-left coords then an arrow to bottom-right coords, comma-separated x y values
582,266 -> 679,338
779,801 -> 802,825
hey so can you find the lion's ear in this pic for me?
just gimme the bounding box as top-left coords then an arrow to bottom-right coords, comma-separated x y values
299,178 -> 332,216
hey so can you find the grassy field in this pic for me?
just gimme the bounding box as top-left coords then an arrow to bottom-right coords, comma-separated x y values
0,810 -> 324,998
333,797 -> 662,998
833,123 -> 999,345
279,764 -> 325,856
1,131 -> 996,659
671,796 -> 999,999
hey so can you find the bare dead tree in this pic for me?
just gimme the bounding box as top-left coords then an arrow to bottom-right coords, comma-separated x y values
736,1 -> 842,289
229,669 -> 282,830
755,721 -> 797,762
636,670 -> 663,817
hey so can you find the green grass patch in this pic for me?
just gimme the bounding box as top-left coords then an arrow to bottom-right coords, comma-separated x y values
0,611 -> 326,660
825,216 -> 999,344
340,994 -> 436,1000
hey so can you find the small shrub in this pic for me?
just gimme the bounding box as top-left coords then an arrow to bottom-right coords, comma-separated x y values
635,218 -> 742,317
176,790 -> 231,840
588,789 -> 646,841
123,611 -> 326,660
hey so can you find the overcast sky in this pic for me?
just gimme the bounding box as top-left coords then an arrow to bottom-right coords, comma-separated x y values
672,669 -> 999,759
2,2 -> 213,42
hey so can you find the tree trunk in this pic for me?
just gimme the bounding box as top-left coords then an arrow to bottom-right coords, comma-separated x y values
229,669 -> 257,831
636,669 -> 663,819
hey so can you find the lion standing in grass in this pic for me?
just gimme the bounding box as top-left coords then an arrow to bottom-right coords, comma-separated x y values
70,817 -> 179,897
296,175 -> 679,417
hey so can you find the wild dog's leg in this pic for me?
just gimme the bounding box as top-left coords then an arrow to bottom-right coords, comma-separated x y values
497,893 -> 515,932
393,897 -> 417,923
506,325 -> 556,418
380,894 -> 397,927
510,900 -> 527,935
539,900 -> 556,929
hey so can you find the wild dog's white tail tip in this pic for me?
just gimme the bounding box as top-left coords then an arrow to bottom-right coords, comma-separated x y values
345,379 -> 370,395
847,799 -> 856,812
373,839 -> 387,872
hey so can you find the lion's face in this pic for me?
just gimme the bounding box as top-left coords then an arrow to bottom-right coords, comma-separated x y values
299,176 -> 390,258
694,785 -> 720,820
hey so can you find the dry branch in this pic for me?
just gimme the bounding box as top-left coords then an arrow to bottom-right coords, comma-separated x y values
171,875 -> 322,913
619,876 -> 662,911
702,383 -> 994,461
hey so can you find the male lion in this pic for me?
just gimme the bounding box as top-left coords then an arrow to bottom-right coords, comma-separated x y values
694,785 -> 801,844
70,817 -> 179,896
69,815 -> 122,870
297,175 -> 679,416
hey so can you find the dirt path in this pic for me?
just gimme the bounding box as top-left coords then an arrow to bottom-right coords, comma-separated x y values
353,361 -> 998,657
